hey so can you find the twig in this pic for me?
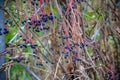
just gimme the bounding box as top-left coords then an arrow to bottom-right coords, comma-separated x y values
84,46 -> 100,78
30,30 -> 52,56
45,73 -> 50,80
91,26 -> 102,40
8,65 -> 11,80
0,61 -> 13,71
8,33 -> 19,43
53,55 -> 62,80
54,0 -> 63,18
8,26 -> 24,43
33,2 -> 46,16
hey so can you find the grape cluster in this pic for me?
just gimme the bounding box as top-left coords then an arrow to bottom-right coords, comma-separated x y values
17,44 -> 38,49
21,13 -> 55,32
0,28 -> 9,35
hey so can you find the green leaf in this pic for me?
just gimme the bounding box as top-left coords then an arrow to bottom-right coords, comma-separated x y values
6,27 -> 17,42
10,63 -> 32,80
87,47 -> 92,54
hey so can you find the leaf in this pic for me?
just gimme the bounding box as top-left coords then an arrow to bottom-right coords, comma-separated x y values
5,27 -> 17,42
87,47 -> 92,54
10,63 -> 32,80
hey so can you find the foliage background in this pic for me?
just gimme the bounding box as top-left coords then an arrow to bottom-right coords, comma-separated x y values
0,0 -> 120,80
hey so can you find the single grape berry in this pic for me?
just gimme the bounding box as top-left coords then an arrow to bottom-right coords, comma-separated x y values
0,32 -> 2,35
30,44 -> 38,49
23,1 -> 26,3
49,16 -> 54,20
3,28 -> 9,34
22,44 -> 27,48
0,28 -> 2,30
